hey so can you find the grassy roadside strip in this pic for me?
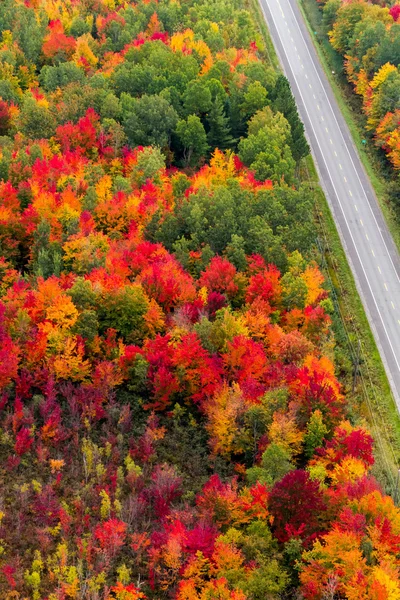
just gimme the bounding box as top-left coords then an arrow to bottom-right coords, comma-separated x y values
246,0 -> 280,70
248,0 -> 400,489
298,0 -> 400,254
304,156 -> 400,491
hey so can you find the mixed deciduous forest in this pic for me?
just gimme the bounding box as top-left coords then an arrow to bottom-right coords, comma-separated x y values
0,0 -> 400,598
318,0 -> 400,176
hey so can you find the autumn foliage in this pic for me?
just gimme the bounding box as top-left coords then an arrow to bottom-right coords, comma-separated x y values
0,0 -> 398,598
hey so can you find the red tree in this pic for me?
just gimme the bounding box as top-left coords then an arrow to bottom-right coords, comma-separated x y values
268,470 -> 327,546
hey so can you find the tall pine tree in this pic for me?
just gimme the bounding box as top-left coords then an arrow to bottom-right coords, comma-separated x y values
206,96 -> 235,150
272,75 -> 309,162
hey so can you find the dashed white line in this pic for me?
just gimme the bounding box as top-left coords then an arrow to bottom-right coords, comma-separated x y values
349,190 -> 353,197
360,219 -> 364,226
281,0 -> 400,294
339,164 -> 342,170
266,0 -> 400,377
344,176 -> 347,182
378,266 -> 382,274
392,301 -> 395,309
372,249 -> 375,257
366,233 -> 369,241
384,282 -> 388,291
355,204 -> 358,212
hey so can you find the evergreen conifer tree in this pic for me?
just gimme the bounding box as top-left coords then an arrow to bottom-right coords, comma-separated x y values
207,96 -> 235,150
272,75 -> 309,162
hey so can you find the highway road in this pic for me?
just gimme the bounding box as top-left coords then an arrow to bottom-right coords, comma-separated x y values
260,0 -> 400,408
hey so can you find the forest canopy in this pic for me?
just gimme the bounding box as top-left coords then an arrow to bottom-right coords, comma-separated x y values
0,0 -> 399,599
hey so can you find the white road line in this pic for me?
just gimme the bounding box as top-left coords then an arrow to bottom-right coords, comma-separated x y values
339,164 -> 342,170
378,266 -> 382,274
366,234 -> 369,241
349,190 -> 353,197
266,0 -> 400,373
330,139 -> 333,144
372,249 -> 375,257
355,204 -> 358,211
360,219 -> 363,226
344,176 -> 347,182
283,0 -> 400,288
392,301 -> 395,309
384,283 -> 388,291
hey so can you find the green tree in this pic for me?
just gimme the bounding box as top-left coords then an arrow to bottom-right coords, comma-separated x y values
133,146 -> 166,185
17,98 -> 56,140
97,285 -> 149,343
238,126 -> 295,183
13,3 -> 47,64
281,271 -> 308,311
322,0 -> 341,32
261,443 -> 294,483
68,277 -> 97,310
72,310 -> 99,343
304,410 -> 328,458
240,81 -> 268,122
176,115 -> 208,166
183,79 -> 212,116
40,63 -> 85,92
121,93 -> 178,148
206,96 -> 235,150
31,220 -> 62,278
237,521 -> 289,598
272,76 -> 309,162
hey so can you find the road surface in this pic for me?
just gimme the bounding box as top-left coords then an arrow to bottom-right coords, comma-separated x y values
260,0 -> 400,407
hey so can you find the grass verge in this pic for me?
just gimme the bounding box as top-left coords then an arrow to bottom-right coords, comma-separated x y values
304,155 -> 400,491
249,0 -> 400,489
246,0 -> 280,69
298,0 -> 400,253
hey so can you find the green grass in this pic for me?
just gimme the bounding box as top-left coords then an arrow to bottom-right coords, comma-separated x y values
298,0 -> 400,253
304,156 -> 400,490
246,0 -> 280,70
248,0 -> 400,490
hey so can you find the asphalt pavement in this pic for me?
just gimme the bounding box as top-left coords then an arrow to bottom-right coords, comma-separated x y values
260,0 -> 400,408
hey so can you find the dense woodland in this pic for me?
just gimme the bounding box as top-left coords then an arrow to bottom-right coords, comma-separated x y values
0,0 -> 400,598
318,0 -> 400,177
